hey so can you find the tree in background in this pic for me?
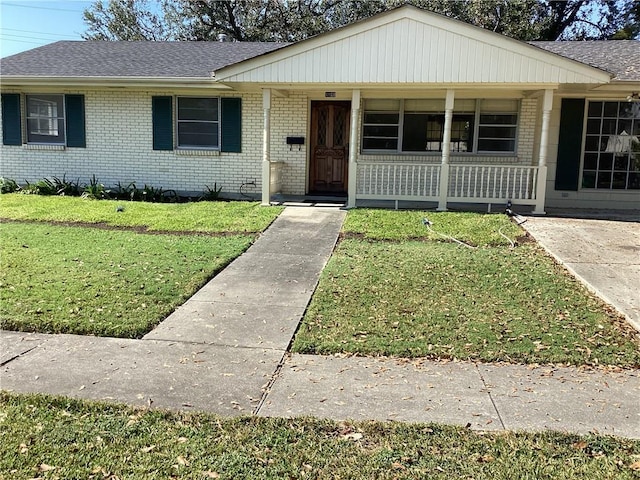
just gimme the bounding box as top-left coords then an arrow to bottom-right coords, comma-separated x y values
82,0 -> 639,42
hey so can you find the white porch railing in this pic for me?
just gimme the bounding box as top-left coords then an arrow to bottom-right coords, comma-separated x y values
357,162 -> 441,201
356,161 -> 540,207
447,164 -> 539,203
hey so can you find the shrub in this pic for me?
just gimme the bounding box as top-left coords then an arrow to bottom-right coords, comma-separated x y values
82,175 -> 110,200
0,177 -> 19,194
201,183 -> 223,201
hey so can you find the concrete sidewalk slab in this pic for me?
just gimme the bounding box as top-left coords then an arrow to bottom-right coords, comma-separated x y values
0,331 -> 49,365
479,364 -> 640,438
143,302 -> 303,349
522,216 -> 640,330
145,206 -> 345,347
2,332 -> 282,414
258,354 -> 501,430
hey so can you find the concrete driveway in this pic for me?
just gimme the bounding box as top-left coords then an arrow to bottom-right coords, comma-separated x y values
522,212 -> 640,331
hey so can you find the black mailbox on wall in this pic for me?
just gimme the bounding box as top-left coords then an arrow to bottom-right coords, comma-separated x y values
286,136 -> 305,145
286,136 -> 305,150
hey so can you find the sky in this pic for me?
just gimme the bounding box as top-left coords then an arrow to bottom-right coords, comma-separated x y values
0,0 -> 94,58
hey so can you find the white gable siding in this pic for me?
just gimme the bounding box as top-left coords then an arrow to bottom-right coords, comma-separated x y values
217,16 -> 610,85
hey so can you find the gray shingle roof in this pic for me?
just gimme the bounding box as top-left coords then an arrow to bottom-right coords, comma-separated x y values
2,39 -> 639,83
531,40 -> 640,81
0,40 -> 288,78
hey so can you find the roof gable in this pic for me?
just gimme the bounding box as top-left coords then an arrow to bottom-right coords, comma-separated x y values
214,5 -> 611,85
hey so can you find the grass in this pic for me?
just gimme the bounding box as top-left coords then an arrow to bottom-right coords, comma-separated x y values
0,222 -> 252,337
0,194 -> 283,233
2,392 -> 640,480
293,209 -> 640,367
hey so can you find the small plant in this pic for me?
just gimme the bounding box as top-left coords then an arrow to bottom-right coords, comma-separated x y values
21,179 -> 57,196
201,183 -> 223,201
82,175 -> 110,200
0,177 -> 19,194
51,175 -> 81,196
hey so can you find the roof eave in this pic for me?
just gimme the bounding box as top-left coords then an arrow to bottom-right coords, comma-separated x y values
0,76 -> 231,89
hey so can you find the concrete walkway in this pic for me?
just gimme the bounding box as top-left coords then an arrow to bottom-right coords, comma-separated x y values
1,206 -> 639,439
522,213 -> 640,332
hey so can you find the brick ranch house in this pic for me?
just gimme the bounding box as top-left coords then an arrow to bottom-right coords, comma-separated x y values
1,5 -> 639,212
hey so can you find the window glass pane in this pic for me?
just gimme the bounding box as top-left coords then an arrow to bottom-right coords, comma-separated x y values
478,126 -> 516,138
596,171 -> 612,188
586,118 -> 601,135
588,101 -> 602,117
612,172 -> 628,189
178,97 -> 218,121
177,97 -> 219,148
584,136 -> 600,152
603,102 -> 618,117
26,94 -> 65,144
614,155 -> 630,171
362,138 -> 398,150
477,139 -> 515,151
582,170 -> 596,188
177,121 -> 218,148
364,112 -> 399,124
402,113 -> 430,152
583,153 -> 598,170
363,125 -> 399,137
628,172 -> 640,188
598,154 -> 613,171
479,114 -> 517,125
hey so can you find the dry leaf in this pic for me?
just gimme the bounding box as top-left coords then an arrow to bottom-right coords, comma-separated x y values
176,455 -> 188,466
140,445 -> 156,453
19,443 -> 28,454
391,462 -> 406,470
177,437 -> 188,444
342,432 -> 363,441
572,441 -> 588,450
478,454 -> 494,463
39,463 -> 55,472
630,461 -> 640,471
202,471 -> 220,478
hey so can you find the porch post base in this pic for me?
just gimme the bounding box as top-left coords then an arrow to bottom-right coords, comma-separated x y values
437,163 -> 449,211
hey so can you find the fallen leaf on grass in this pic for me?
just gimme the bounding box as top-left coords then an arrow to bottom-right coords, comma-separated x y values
176,455 -> 189,466
630,461 -> 640,471
202,471 -> 220,478
392,462 -> 406,470
572,441 -> 588,450
140,445 -> 156,453
38,463 -> 55,472
342,432 -> 363,441
478,455 -> 494,463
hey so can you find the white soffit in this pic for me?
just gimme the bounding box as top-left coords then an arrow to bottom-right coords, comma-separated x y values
214,6 -> 611,85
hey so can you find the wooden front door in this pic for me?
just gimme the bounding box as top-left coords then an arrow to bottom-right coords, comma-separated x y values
309,101 -> 350,195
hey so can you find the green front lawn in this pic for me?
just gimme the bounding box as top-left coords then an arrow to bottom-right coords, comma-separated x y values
2,392 -> 639,480
0,222 -> 252,337
0,196 -> 284,338
0,194 -> 283,233
293,209 -> 640,367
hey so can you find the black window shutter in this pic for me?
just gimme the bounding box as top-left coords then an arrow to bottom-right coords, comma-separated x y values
152,96 -> 173,151
221,97 -> 241,153
65,94 -> 86,148
555,98 -> 585,191
1,93 -> 22,146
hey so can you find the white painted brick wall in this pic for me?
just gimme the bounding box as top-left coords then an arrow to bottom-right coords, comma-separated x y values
0,89 -> 264,197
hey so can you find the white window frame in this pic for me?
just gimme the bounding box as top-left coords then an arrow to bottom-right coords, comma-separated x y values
176,96 -> 221,150
26,94 -> 66,145
361,98 -> 519,155
581,99 -> 640,191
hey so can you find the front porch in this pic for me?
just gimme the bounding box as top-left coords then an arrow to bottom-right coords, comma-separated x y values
262,88 -> 553,214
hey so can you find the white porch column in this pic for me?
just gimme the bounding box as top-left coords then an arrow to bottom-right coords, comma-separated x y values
347,89 -> 361,209
437,89 -> 455,211
533,89 -> 553,215
261,88 -> 272,206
